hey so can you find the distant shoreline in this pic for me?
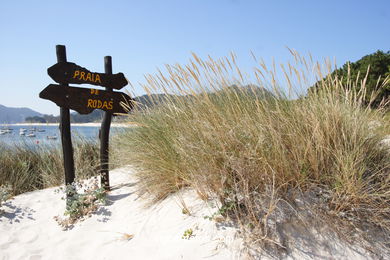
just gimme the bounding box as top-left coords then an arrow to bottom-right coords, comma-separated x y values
2,122 -> 134,128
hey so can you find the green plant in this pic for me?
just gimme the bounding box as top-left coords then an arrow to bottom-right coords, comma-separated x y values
182,207 -> 190,215
204,201 -> 234,221
54,178 -> 106,229
0,139 -> 99,196
182,228 -> 194,239
65,186 -> 106,218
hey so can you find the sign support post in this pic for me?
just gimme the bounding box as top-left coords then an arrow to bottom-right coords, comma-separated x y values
40,44 -> 134,200
55,45 -> 75,200
100,56 -> 113,191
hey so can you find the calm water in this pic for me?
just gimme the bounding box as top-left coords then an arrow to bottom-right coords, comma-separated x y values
0,124 -> 123,148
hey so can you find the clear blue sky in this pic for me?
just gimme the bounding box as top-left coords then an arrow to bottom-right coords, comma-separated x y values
0,0 -> 389,115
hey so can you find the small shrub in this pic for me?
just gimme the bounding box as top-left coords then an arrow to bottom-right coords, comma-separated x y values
182,228 -> 194,239
181,207 -> 190,215
54,177 -> 106,229
204,201 -> 234,221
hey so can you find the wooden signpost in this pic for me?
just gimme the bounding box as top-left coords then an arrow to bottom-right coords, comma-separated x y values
47,62 -> 128,90
39,84 -> 132,114
40,45 -> 134,197
100,56 -> 114,190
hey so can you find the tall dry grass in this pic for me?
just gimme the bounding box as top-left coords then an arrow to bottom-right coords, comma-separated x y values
0,139 -> 100,196
114,51 -> 390,253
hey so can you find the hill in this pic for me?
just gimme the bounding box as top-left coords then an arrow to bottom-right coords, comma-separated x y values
308,50 -> 389,107
2,85 -> 272,124
0,104 -> 42,124
132,85 -> 274,109
26,110 -> 105,124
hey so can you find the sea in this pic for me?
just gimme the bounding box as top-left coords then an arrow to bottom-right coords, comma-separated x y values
0,124 -> 124,149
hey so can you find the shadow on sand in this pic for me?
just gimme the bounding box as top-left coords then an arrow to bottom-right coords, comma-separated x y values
0,200 -> 35,224
94,182 -> 136,223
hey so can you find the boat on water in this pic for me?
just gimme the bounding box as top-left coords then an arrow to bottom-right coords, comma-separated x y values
20,128 -> 27,136
37,129 -> 45,132
1,129 -> 12,133
47,135 -> 57,140
26,133 -> 36,137
0,124 -> 13,133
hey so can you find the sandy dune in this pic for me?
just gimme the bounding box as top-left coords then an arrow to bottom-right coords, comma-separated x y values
1,166 -> 386,259
0,167 -> 242,260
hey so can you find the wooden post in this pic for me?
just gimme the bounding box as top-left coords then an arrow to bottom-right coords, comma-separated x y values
56,45 -> 75,199
100,56 -> 113,191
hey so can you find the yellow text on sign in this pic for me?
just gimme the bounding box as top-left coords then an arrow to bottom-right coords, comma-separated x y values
73,70 -> 102,84
87,99 -> 113,110
90,89 -> 99,95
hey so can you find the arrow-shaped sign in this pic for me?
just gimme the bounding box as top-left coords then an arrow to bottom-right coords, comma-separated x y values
47,62 -> 128,90
39,84 -> 134,114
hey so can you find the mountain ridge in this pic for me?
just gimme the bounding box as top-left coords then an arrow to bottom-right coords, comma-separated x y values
1,85 -> 273,123
0,104 -> 43,124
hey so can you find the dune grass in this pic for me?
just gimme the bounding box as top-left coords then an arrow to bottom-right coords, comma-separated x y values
0,139 -> 100,196
113,51 -> 389,253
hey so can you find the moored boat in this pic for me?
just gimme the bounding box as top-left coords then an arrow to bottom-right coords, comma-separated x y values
47,134 -> 57,140
20,128 -> 27,136
1,128 -> 12,133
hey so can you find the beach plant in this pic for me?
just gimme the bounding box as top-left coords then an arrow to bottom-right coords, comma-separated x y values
182,228 -> 194,239
65,184 -> 106,219
113,51 -> 390,254
204,201 -> 235,221
54,177 -> 106,229
0,138 -> 99,196
181,207 -> 190,215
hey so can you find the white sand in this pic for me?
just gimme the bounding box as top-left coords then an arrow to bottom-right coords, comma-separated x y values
0,167 -> 386,260
0,167 -> 243,260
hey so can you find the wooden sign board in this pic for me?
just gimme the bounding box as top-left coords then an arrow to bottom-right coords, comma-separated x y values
47,62 -> 128,90
39,84 -> 134,114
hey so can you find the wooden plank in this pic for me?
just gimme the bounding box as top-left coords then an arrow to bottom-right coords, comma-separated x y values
39,84 -> 134,114
55,45 -> 76,196
100,56 -> 113,191
47,61 -> 128,90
